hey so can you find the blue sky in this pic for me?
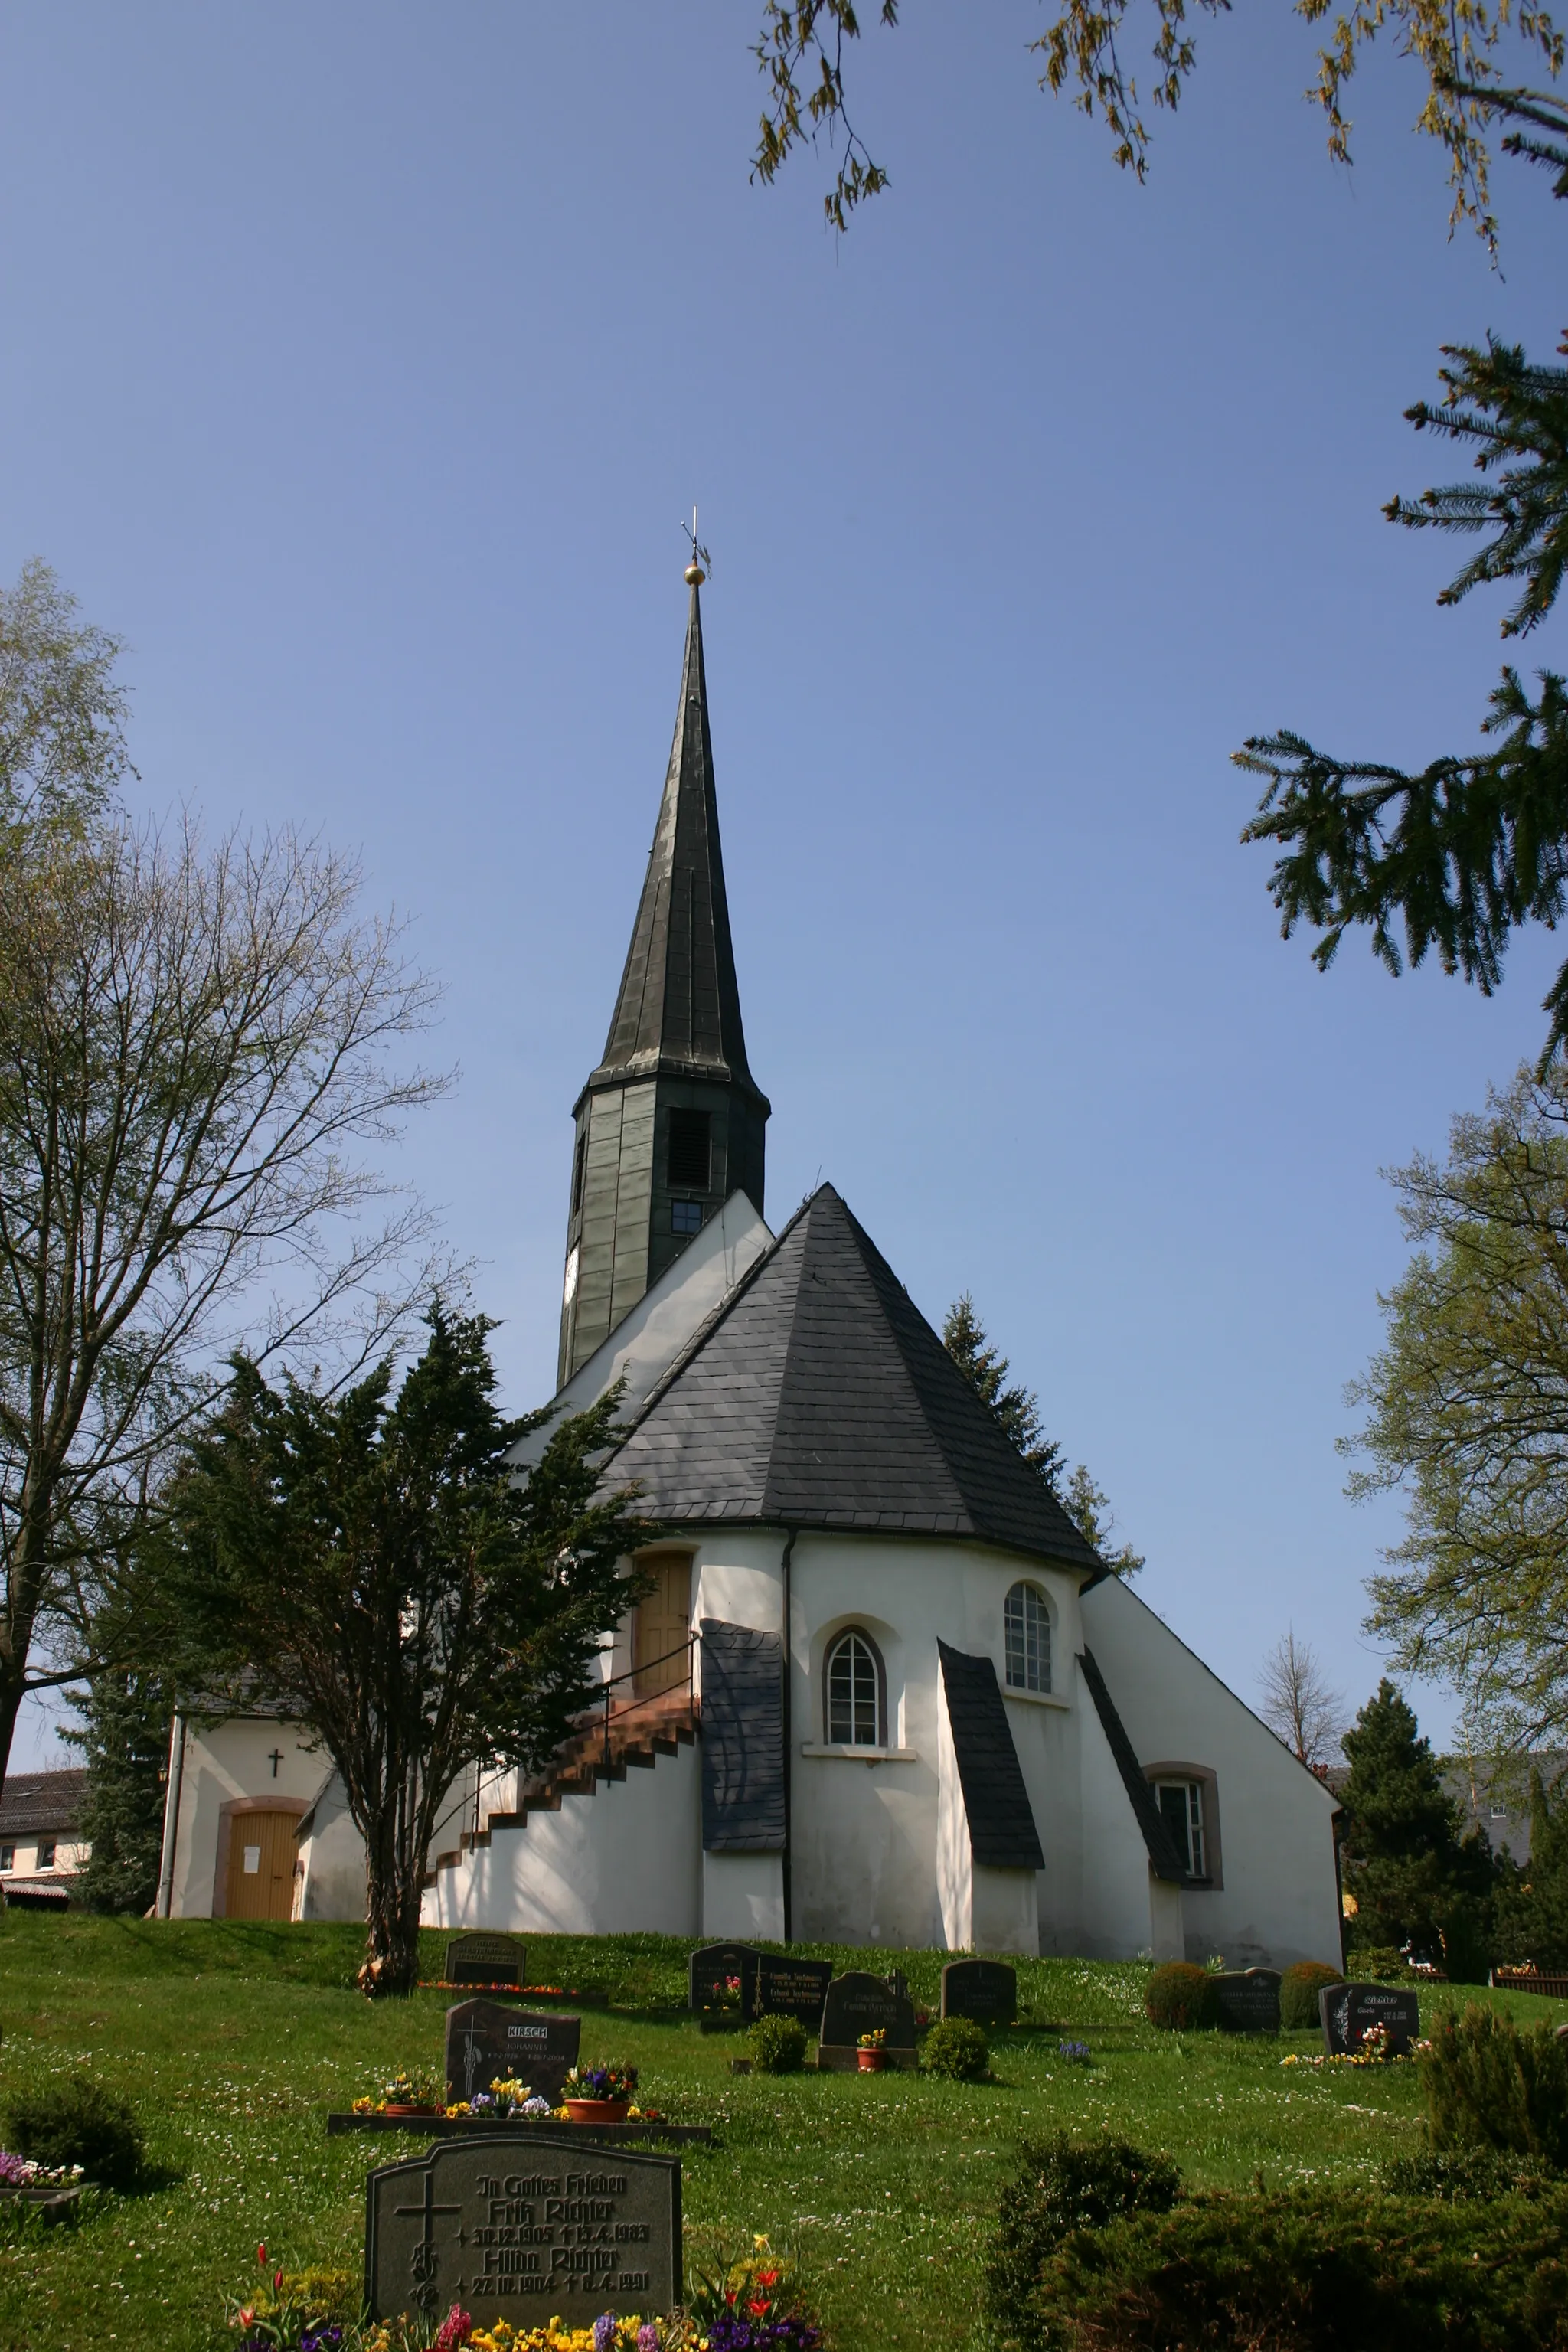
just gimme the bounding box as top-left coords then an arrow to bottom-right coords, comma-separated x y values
3,3 -> 1563,1769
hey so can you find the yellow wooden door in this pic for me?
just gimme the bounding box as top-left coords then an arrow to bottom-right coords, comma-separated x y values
227,1811 -> 297,1920
633,1553 -> 691,1698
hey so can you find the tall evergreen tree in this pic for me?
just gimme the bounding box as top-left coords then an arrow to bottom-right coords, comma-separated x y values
1339,1678 -> 1497,1975
942,1296 -> 1065,1491
64,1664 -> 172,1915
1493,1769 -> 1568,1968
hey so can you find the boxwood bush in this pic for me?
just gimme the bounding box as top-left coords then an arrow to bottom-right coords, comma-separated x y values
1143,1961 -> 1217,2031
1280,1960 -> 1345,2030
747,2014 -> 808,2074
2,2075 -> 145,2187
922,2017 -> 989,2081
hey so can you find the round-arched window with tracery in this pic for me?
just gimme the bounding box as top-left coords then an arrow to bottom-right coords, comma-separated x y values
825,1628 -> 884,1746
1004,1583 -> 1051,1694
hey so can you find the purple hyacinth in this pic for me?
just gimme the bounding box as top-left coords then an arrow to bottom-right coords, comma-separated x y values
593,2314 -> 617,2352
637,2326 -> 661,2352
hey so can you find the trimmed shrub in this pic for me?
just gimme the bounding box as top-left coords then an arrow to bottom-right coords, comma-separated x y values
748,2014 -> 808,2075
2,2075 -> 145,2186
1347,1944 -> 1415,1982
1382,2147 -> 1540,2201
984,2132 -> 1180,2351
1143,1962 -> 1217,2031
1280,1960 -> 1345,2030
923,2017 -> 989,2081
1024,2183 -> 1568,2350
1421,2000 -> 1568,2168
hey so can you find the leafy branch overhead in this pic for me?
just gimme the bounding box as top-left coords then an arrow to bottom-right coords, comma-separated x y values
750,0 -> 1567,246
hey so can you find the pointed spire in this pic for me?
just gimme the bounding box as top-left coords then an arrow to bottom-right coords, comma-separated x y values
593,579 -> 760,1093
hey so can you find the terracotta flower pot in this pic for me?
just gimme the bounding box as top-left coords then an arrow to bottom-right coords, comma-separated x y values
383,2103 -> 438,2118
858,2050 -> 887,2072
564,2098 -> 631,2122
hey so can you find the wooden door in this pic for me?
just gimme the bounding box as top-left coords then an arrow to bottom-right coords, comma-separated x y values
226,1811 -> 297,1920
633,1552 -> 691,1698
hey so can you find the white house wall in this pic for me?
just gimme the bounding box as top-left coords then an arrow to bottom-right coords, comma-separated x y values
1080,1573 -> 1342,1969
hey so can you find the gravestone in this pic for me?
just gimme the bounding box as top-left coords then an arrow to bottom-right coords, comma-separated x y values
817,1971 -> 918,2070
364,2132 -> 680,2324
445,2001 -> 580,2108
446,1932 -> 526,1988
688,1942 -> 760,2028
753,1953 -> 834,2031
941,1959 -> 1018,2024
1211,1968 -> 1282,2034
1319,1981 -> 1423,2058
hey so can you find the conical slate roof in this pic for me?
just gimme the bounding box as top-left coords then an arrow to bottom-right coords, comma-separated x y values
592,581 -> 761,1096
606,1186 -> 1099,1568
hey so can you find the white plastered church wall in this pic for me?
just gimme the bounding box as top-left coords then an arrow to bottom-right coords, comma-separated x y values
166,1720 -> 325,1917
1080,1572 -> 1343,1968
1073,1656 -> 1181,1958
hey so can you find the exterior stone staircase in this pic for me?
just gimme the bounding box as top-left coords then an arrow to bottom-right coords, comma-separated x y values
423,1684 -> 699,1892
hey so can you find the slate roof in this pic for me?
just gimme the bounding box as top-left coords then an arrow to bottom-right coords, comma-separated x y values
590,580 -> 765,1103
938,1642 -> 1045,1868
1077,1650 -> 1188,1883
0,1769 -> 87,1838
606,1185 -> 1102,1567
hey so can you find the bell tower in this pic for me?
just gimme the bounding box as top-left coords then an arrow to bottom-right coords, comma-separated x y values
557,562 -> 769,1387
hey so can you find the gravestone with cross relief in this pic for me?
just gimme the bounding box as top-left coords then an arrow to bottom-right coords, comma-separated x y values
444,2001 -> 580,2108
364,2133 -> 680,2323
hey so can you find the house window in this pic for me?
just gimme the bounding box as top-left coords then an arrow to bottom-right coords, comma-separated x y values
671,1198 -> 704,1236
36,1840 -> 56,1871
825,1628 -> 884,1747
0,1845 -> 13,1872
1154,1781 -> 1205,1879
667,1108 -> 711,1191
1004,1583 -> 1051,1693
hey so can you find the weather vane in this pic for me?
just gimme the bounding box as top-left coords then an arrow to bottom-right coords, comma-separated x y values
682,506 -> 712,586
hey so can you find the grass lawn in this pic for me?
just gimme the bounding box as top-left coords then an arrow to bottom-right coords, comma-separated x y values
0,1918 -> 1561,2352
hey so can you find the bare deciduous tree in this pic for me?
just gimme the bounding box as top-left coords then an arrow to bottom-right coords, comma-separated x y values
0,567 -> 449,1785
1258,1628 -> 1344,1768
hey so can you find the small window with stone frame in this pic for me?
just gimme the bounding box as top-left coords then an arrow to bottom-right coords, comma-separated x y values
825,1627 -> 886,1747
1153,1781 -> 1205,1878
1004,1582 -> 1051,1693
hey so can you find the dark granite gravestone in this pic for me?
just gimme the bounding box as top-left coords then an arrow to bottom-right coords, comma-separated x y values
1211,1968 -> 1282,2034
445,2002 -> 580,2108
688,1942 -> 760,2029
941,1959 -> 1018,2024
753,1953 -> 834,2031
1319,1981 -> 1423,2057
364,2133 -> 680,2324
445,1932 -> 526,1988
817,1971 -> 918,2070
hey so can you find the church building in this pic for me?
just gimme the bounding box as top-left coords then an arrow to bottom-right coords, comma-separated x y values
157,565 -> 1343,1968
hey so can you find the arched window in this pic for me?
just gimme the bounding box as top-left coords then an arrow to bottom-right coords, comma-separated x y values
825,1628 -> 885,1747
1004,1583 -> 1051,1694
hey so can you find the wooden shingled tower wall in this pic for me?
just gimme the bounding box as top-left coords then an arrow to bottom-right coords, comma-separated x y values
557,573 -> 769,1386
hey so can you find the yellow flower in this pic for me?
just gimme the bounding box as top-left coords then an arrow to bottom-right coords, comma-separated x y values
753,2234 -> 771,2250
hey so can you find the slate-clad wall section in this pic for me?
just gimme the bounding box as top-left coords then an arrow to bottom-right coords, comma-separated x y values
699,1619 -> 785,1852
936,1642 -> 1046,1869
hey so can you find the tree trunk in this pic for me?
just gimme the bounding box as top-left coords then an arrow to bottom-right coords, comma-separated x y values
356,1788 -> 424,1998
0,1667 -> 27,1800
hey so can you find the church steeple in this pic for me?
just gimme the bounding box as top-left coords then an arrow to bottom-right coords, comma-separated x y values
557,568 -> 769,1387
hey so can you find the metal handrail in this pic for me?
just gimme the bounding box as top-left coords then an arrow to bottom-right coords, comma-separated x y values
595,1633 -> 697,1771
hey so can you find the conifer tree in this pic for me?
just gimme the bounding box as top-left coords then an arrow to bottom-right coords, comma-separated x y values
64,1665 -> 172,1916
942,1296 -> 1064,1491
1339,1678 -> 1497,1975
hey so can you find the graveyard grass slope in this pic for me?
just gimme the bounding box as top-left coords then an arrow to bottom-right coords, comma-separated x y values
0,1918 -> 1562,2352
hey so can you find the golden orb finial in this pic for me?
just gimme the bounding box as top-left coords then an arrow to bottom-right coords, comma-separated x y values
684,560 -> 705,586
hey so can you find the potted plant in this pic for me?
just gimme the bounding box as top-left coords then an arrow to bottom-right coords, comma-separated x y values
858,2029 -> 888,2073
361,2069 -> 441,2118
562,2063 -> 638,2122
